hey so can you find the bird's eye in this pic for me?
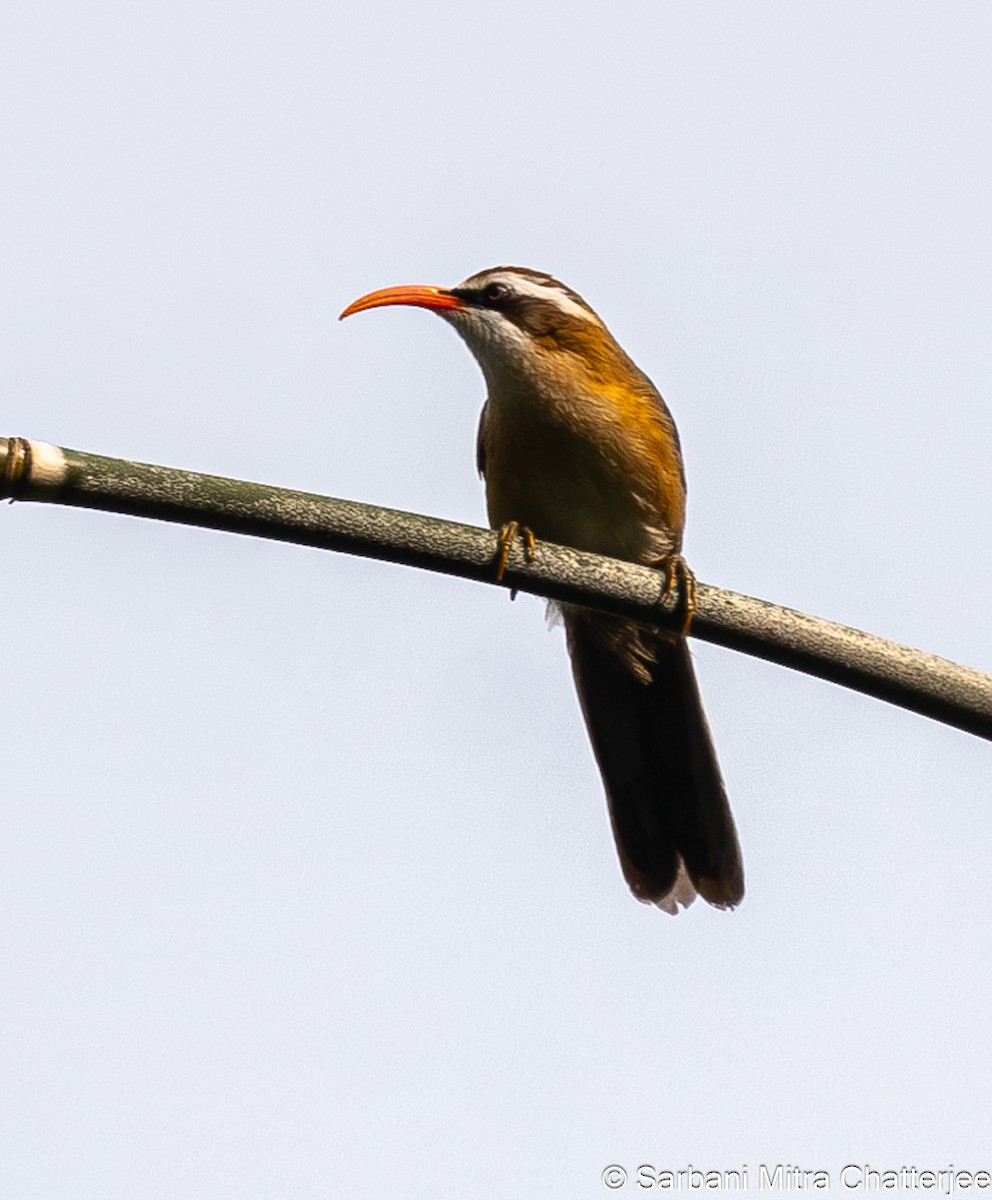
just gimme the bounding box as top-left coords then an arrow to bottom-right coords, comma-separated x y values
482,282 -> 510,305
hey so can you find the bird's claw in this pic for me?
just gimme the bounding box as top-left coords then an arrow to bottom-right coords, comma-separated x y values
658,552 -> 696,635
495,521 -> 536,583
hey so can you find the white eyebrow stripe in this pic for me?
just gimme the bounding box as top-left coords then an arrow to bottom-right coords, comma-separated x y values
502,277 -> 597,322
457,271 -> 598,324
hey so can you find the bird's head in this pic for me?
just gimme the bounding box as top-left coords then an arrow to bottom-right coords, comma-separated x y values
340,266 -> 633,394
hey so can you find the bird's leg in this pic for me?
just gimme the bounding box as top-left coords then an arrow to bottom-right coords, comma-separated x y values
657,552 -> 696,635
495,521 -> 537,582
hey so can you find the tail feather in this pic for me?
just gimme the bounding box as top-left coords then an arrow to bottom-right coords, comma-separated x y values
565,614 -> 744,912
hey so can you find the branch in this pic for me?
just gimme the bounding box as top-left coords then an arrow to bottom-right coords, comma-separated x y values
3,436 -> 990,740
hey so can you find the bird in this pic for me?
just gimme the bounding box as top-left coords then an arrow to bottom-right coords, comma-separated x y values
340,266 -> 743,913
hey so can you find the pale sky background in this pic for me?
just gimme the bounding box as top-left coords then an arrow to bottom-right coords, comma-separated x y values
2,3 -> 990,1197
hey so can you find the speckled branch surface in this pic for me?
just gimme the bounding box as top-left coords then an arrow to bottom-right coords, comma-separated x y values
3,436 -> 990,740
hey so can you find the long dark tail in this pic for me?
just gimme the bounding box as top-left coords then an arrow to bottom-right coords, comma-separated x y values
565,613 -> 744,912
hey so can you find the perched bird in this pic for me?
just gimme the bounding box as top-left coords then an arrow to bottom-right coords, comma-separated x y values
340,266 -> 743,912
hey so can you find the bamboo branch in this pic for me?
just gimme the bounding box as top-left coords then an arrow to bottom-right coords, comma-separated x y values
3,436 -> 990,740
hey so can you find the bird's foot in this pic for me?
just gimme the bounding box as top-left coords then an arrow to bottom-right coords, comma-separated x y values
495,521 -> 536,583
657,552 -> 696,635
